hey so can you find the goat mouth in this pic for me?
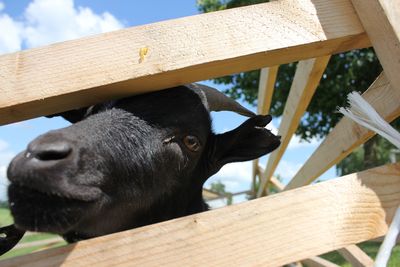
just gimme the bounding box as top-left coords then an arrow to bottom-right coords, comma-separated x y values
8,184 -> 100,234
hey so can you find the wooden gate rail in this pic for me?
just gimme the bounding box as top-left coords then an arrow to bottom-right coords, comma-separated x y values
2,163 -> 400,267
0,0 -> 369,125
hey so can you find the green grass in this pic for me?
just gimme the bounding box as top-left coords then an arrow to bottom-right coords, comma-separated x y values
0,207 -> 66,261
20,232 -> 58,243
0,208 -> 13,226
319,241 -> 400,267
0,245 -> 45,260
0,242 -> 66,260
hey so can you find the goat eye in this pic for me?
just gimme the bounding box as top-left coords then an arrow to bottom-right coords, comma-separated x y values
183,136 -> 200,152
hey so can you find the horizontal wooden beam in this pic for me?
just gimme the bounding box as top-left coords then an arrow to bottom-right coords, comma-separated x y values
257,56 -> 330,197
202,189 -> 221,201
205,190 -> 251,202
0,0 -> 370,125
265,171 -> 341,267
2,163 -> 400,267
285,72 -> 400,190
265,168 -> 371,266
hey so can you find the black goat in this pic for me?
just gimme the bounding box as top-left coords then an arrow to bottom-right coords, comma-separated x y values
2,84 -> 280,250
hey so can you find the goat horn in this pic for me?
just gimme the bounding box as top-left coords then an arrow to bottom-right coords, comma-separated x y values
189,84 -> 255,117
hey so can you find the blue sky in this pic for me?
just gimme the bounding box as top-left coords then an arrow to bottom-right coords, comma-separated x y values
0,0 -> 335,202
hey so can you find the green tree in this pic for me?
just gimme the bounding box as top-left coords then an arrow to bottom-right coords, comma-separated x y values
210,181 -> 233,205
197,0 -> 396,175
337,136 -> 396,176
0,201 -> 8,208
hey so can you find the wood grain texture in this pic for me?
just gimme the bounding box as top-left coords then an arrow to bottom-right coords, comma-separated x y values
2,163 -> 400,267
265,169 -> 368,267
285,73 -> 400,190
257,56 -> 330,197
0,0 -> 370,125
338,246 -> 374,267
257,66 -> 279,116
351,0 -> 400,94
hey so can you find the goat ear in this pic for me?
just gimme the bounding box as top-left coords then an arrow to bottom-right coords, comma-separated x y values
46,107 -> 90,123
210,115 -> 280,174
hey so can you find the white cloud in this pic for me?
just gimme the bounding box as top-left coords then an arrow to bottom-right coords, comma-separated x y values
0,139 -> 9,151
0,7 -> 23,53
0,0 -> 124,198
0,0 -> 124,54
0,139 -> 15,201
287,135 -> 319,150
267,120 -> 279,135
0,165 -> 9,201
275,160 -> 302,182
269,120 -> 320,150
24,0 -> 123,48
205,158 -> 303,203
206,161 -> 252,193
206,159 -> 302,190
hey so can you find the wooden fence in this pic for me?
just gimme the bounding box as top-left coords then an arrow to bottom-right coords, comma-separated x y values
0,0 -> 399,266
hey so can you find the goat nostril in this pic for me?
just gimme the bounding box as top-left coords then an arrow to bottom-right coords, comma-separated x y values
29,142 -> 72,161
35,149 -> 71,161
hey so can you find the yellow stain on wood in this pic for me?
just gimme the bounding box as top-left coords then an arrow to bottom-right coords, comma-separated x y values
139,47 -> 149,63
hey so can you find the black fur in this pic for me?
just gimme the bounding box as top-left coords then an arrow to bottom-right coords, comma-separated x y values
7,85 -> 280,242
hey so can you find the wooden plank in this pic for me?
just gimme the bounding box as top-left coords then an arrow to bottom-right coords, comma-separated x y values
268,173 -> 341,267
0,0 -> 370,125
251,161 -> 260,197
285,72 -> 400,190
257,56 -> 330,197
202,189 -> 221,201
252,66 -> 279,196
257,166 -> 284,193
257,66 -> 279,115
302,257 -> 340,267
351,0 -> 400,93
205,190 -> 251,202
270,175 -> 285,191
338,246 -> 374,267
3,163 -> 400,267
268,169 -> 367,267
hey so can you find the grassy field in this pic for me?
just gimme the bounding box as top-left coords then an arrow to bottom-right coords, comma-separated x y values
0,208 -> 66,260
319,242 -> 400,267
0,208 -> 13,226
0,207 -> 399,264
